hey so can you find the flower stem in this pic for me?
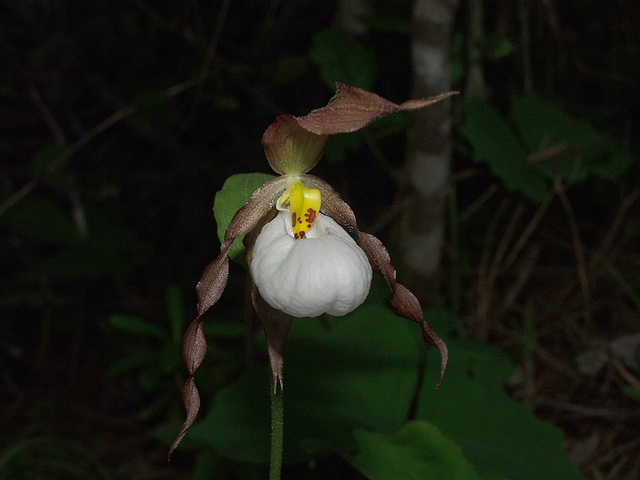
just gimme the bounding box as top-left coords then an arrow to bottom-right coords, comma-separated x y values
269,382 -> 284,480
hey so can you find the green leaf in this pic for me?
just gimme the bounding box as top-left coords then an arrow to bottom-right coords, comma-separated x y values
346,421 -> 481,480
477,33 -> 513,60
418,339 -> 584,480
109,314 -> 169,340
512,95 -> 634,183
188,304 -> 422,464
310,29 -> 376,91
185,302 -> 581,479
213,173 -> 276,262
424,307 -> 462,336
194,448 -> 228,480
460,98 -> 548,203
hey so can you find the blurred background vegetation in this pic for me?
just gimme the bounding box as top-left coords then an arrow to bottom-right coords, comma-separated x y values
1,0 -> 639,479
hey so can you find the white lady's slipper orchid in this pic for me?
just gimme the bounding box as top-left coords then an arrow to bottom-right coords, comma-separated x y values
170,82 -> 456,458
251,182 -> 372,318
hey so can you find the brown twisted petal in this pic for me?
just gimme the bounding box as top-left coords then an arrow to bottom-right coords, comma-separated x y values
296,81 -> 458,136
169,175 -> 289,459
301,174 -> 448,386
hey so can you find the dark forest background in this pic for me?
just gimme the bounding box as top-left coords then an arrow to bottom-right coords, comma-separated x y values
1,1 -> 639,479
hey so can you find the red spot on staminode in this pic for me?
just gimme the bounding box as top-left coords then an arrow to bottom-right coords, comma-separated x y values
305,208 -> 317,224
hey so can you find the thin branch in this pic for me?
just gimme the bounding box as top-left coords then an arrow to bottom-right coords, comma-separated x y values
0,73 -> 200,219
459,182 -> 500,224
534,397 -> 640,421
554,179 -> 592,327
476,197 -> 510,339
503,189 -> 555,271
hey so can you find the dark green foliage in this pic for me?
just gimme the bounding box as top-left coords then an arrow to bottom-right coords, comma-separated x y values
183,304 -> 582,479
1,1 -> 638,478
461,95 -> 634,203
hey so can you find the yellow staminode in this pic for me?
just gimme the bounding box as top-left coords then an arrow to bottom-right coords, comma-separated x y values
279,182 -> 321,239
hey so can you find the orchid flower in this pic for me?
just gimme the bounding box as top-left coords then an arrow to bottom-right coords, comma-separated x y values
169,82 -> 455,456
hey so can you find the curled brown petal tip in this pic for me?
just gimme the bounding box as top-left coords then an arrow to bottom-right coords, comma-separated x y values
168,316 -> 206,459
390,284 -> 448,387
250,282 -> 292,393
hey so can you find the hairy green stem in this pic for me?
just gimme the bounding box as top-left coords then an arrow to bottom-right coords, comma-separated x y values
269,383 -> 284,480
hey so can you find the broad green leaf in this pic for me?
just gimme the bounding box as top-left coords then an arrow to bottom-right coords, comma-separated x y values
512,95 -> 634,183
460,98 -> 548,203
310,29 -> 376,91
185,301 -> 582,479
213,173 -> 276,262
513,95 -> 598,182
194,448 -> 229,480
419,339 -> 584,480
109,314 -> 169,340
424,306 -> 462,336
346,421 -> 481,480
188,304 -> 423,464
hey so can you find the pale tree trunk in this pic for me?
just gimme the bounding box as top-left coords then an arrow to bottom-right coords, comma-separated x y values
404,0 -> 459,294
